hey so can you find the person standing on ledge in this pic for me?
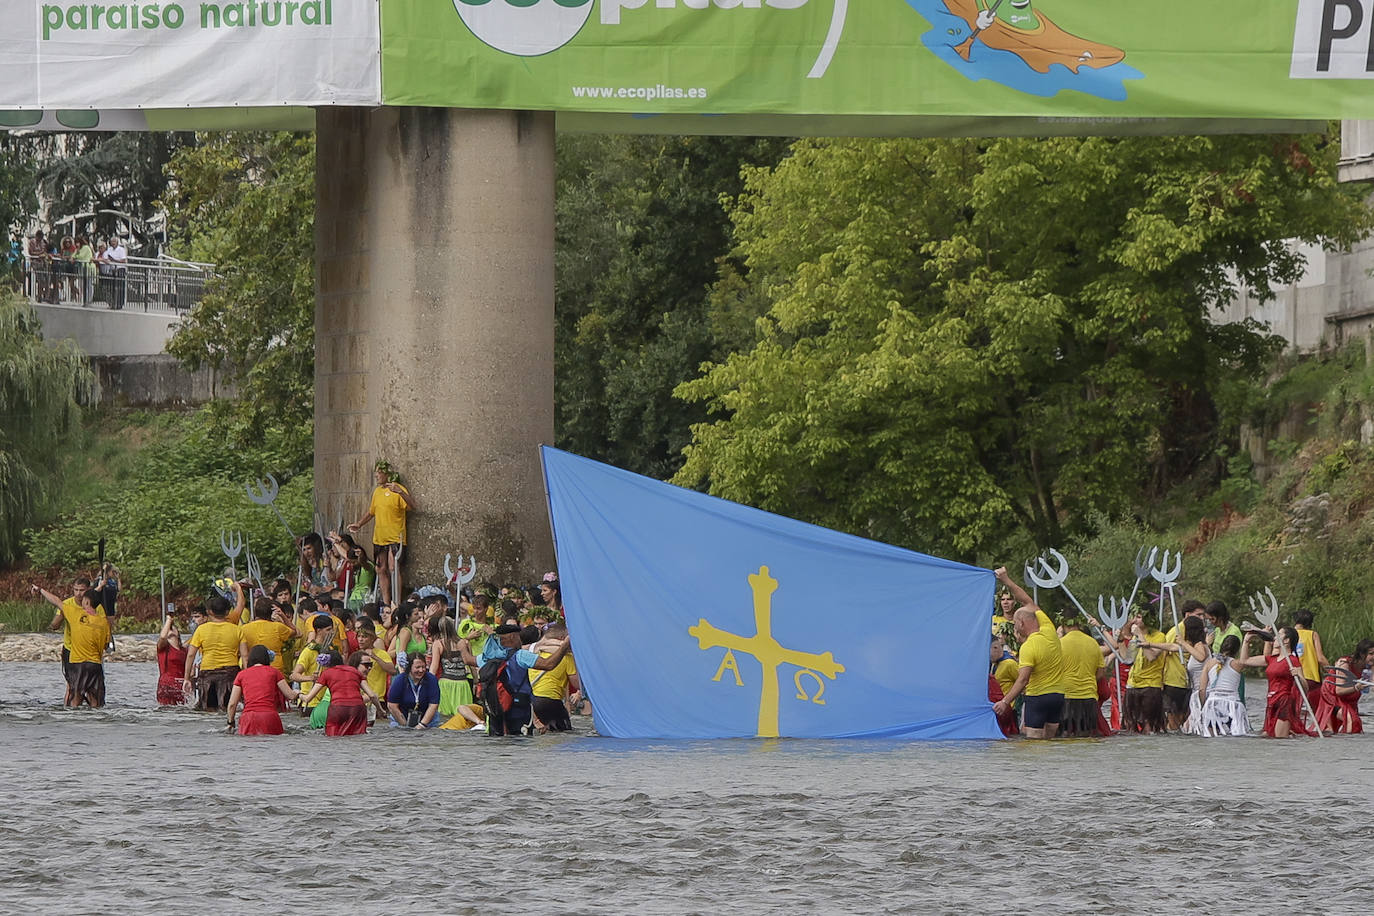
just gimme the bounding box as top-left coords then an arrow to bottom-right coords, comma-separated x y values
348,459 -> 416,606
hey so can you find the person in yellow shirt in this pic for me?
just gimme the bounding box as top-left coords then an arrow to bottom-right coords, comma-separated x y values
62,587 -> 110,708
1121,616 -> 1167,734
990,635 -> 1019,699
240,597 -> 299,674
356,624 -> 395,721
37,576 -> 92,707
990,567 -> 1063,739
1058,618 -> 1106,737
288,615 -> 336,715
347,459 -> 417,610
530,624 -> 580,732
183,595 -> 246,712
1151,599 -> 1206,731
1293,609 -> 1329,712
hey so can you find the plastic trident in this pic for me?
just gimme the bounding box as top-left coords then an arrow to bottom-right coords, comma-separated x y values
244,544 -> 266,599
391,543 -> 405,609
444,554 -> 477,612
1025,549 -> 1095,627
246,473 -> 296,543
1097,595 -> 1130,725
1149,548 -> 1182,636
1023,560 -> 1040,605
1126,546 -> 1158,612
220,530 -> 243,580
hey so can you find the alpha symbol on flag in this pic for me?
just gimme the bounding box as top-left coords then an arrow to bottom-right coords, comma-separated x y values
688,565 -> 844,737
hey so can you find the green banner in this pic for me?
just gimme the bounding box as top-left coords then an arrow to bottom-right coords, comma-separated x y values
381,0 -> 1374,121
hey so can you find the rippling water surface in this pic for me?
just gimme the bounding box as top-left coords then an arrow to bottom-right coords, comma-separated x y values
2,661 -> 1371,914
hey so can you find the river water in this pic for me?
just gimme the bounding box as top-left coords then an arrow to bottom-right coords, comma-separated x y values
2,661 -> 1370,914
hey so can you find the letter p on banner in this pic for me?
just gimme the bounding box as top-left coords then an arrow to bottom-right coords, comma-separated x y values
1292,0 -> 1374,78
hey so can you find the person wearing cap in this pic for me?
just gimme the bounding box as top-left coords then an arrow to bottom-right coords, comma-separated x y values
990,567 -> 1064,739
477,623 -> 572,736
289,615 -> 336,717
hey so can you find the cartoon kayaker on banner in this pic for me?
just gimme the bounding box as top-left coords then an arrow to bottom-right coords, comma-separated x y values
906,0 -> 1142,100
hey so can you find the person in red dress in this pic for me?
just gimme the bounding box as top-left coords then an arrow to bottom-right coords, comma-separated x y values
1239,627 -> 1313,738
1315,639 -> 1374,735
301,651 -> 385,736
227,645 -> 300,735
156,615 -> 189,706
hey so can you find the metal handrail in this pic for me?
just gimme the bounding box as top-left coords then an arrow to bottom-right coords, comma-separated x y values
20,254 -> 213,315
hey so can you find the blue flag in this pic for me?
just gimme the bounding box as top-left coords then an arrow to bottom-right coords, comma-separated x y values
541,447 -> 1002,740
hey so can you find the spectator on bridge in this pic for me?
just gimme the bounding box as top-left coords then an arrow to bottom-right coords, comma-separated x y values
73,236 -> 96,306
105,236 -> 128,309
26,231 -> 53,303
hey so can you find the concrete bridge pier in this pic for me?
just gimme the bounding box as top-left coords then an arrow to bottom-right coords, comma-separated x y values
314,107 -> 556,586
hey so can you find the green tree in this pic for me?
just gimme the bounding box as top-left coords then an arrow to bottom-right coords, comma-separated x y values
555,134 -> 789,479
0,291 -> 94,563
674,134 -> 1374,560
162,132 -> 315,467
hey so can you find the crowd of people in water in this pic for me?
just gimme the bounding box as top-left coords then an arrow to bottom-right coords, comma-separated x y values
36,458 -> 584,737
988,567 -> 1374,739
29,454 -> 1374,740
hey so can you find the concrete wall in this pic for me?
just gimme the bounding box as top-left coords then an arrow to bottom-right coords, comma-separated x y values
35,301 -> 180,357
314,107 -> 557,585
91,354 -> 234,407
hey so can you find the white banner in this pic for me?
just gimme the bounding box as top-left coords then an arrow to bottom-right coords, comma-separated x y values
0,0 -> 381,109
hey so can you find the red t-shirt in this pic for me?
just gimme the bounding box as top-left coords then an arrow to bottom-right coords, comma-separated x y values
157,643 -> 188,681
316,665 -> 365,706
234,664 -> 286,713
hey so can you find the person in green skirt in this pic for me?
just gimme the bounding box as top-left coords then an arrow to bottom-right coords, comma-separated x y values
428,616 -> 478,718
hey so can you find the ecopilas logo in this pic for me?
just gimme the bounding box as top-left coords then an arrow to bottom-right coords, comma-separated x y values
453,0 -> 848,78
454,0 -> 596,57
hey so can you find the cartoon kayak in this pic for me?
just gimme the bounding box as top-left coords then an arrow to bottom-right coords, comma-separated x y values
946,0 -> 1124,73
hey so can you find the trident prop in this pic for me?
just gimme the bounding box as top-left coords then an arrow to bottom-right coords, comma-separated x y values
444,553 -> 477,614
1149,549 -> 1185,663
245,544 -> 267,600
220,530 -> 243,581
1025,549 -> 1097,630
1245,587 -> 1322,738
246,473 -> 296,543
1098,594 -> 1131,725
1125,546 -> 1157,614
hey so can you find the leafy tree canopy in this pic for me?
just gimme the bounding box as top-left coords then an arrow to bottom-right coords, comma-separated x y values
0,290 -> 94,563
674,134 -> 1374,560
555,134 -> 789,479
163,131 -> 315,468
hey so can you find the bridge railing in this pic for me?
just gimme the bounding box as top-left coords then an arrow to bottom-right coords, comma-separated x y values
21,254 -> 214,315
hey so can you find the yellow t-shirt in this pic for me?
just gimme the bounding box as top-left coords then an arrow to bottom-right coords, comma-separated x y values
63,604 -> 108,665
531,653 -> 577,700
58,596 -> 81,651
992,657 -> 1019,697
1018,609 -> 1064,697
365,647 -> 393,698
1161,625 -> 1188,689
240,620 -> 296,672
368,484 -> 410,546
190,619 -> 243,670
1126,630 -> 1168,688
294,644 -> 325,706
1296,627 -> 1321,682
1058,629 -> 1105,700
